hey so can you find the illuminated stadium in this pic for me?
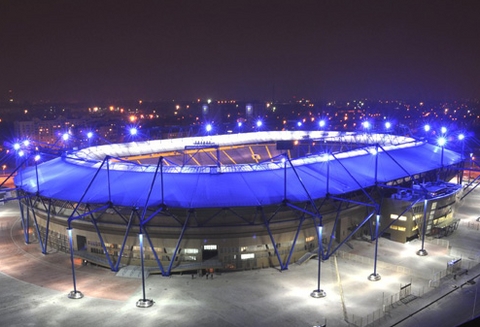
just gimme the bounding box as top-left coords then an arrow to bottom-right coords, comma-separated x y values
7,129 -> 466,301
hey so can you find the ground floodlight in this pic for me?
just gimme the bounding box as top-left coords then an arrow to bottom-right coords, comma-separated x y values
256,120 -> 263,128
362,121 -> 370,129
424,124 -> 431,132
319,120 -> 326,128
437,137 -> 447,147
297,121 -> 302,127
206,124 -> 212,132
129,127 -> 138,136
87,131 -> 94,139
385,121 -> 391,129
237,122 -> 243,128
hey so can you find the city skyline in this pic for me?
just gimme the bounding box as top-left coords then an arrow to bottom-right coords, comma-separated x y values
1,0 -> 480,103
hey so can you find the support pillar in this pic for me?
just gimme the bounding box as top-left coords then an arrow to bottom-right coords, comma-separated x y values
311,225 -> 326,298
368,214 -> 381,281
136,232 -> 154,308
417,198 -> 429,256
67,228 -> 83,299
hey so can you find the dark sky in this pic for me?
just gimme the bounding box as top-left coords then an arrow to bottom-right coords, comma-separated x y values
1,0 -> 480,102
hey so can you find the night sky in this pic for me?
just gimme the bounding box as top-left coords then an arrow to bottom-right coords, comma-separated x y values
1,0 -> 480,102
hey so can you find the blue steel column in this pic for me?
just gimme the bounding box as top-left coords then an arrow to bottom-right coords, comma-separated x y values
136,231 -> 154,308
67,227 -> 83,299
368,214 -> 381,281
311,220 -> 326,298
417,198 -> 429,256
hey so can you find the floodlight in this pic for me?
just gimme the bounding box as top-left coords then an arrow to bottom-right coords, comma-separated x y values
129,128 -> 138,136
385,121 -> 391,129
206,124 -> 212,132
34,154 -> 41,162
256,120 -> 263,128
362,121 -> 370,129
437,137 -> 447,147
23,140 -> 30,147
13,143 -> 20,151
87,132 -> 94,139
424,124 -> 431,132
319,120 -> 326,128
441,126 -> 447,134
62,133 -> 69,141
458,133 -> 465,141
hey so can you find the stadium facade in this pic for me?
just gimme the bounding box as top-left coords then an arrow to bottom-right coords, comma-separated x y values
12,131 -> 464,276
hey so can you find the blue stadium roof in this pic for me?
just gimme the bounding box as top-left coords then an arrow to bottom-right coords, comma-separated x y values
14,131 -> 463,208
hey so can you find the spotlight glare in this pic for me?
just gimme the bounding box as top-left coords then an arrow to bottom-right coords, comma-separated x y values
87,132 -> 94,139
256,120 -> 263,128
458,133 -> 465,141
441,126 -> 447,134
129,128 -> 138,136
424,124 -> 431,132
385,122 -> 391,129
62,133 -> 69,141
437,137 -> 447,147
319,120 -> 326,128
206,124 -> 212,132
13,143 -> 20,150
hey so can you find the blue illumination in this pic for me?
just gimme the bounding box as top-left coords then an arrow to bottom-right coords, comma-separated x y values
62,133 -> 70,141
319,120 -> 326,128
256,120 -> 263,128
13,143 -> 20,151
458,133 -> 465,141
297,121 -> 302,127
87,131 -> 94,139
437,137 -> 447,146
441,126 -> 447,134
424,124 -> 431,132
385,122 -> 391,129
206,124 -> 212,132
362,121 -> 370,129
237,122 -> 242,128
18,150 -> 25,157
34,154 -> 41,161
129,128 -> 138,136
23,140 -> 30,147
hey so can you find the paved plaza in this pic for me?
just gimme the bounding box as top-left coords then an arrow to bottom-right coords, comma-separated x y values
1,188 -> 480,327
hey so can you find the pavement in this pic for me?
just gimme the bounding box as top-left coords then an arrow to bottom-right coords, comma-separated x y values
1,188 -> 480,327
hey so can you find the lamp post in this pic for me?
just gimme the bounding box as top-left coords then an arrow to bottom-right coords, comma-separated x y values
311,224 -> 326,298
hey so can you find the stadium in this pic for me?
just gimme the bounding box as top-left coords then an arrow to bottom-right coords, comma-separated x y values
6,128 -> 466,298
